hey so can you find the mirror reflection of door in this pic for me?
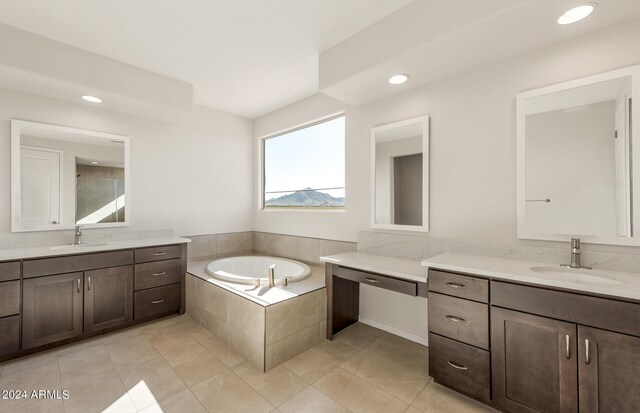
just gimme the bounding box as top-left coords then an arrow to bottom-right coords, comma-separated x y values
19,146 -> 62,228
393,153 -> 423,225
76,159 -> 125,224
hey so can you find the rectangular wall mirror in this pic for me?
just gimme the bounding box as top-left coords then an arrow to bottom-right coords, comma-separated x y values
371,115 -> 429,232
11,120 -> 131,232
517,65 -> 640,245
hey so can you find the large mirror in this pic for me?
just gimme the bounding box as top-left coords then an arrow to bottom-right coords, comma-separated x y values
517,65 -> 640,245
11,120 -> 131,232
371,115 -> 429,231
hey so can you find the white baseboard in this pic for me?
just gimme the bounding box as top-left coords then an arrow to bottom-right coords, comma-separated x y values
358,316 -> 429,346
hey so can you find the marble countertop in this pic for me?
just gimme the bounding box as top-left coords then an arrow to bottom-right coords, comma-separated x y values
422,253 -> 640,301
0,237 -> 191,261
320,252 -> 427,283
187,258 -> 325,307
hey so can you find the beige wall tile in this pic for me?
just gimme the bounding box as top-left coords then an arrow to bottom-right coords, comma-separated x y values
288,236 -> 320,264
186,234 -> 217,258
217,231 -> 253,255
255,232 -> 289,257
319,239 -> 357,257
265,289 -> 325,344
226,290 -> 265,344
265,322 -> 324,370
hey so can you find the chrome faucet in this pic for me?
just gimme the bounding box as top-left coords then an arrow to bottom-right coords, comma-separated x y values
268,264 -> 276,288
562,238 -> 591,269
73,226 -> 83,245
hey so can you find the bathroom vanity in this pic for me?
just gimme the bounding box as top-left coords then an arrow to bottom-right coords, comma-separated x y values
423,253 -> 640,413
0,238 -> 189,361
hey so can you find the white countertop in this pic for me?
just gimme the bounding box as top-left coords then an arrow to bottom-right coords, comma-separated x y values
422,253 -> 640,301
0,237 -> 191,261
320,252 -> 427,283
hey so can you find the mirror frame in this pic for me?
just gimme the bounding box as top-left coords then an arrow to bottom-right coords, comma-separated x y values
516,65 -> 640,245
11,119 -> 132,232
370,115 -> 430,232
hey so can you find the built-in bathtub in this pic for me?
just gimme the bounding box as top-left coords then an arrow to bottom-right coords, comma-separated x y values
206,256 -> 311,285
186,255 -> 326,371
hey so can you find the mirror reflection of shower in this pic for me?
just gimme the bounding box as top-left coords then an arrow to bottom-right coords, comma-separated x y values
76,158 -> 125,224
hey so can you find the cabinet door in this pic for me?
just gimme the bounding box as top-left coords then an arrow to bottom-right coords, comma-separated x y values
23,272 -> 84,349
579,326 -> 640,413
492,307 -> 578,413
84,266 -> 133,333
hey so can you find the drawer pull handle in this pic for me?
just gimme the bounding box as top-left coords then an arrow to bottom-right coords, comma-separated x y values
152,272 -> 167,276
445,282 -> 466,289
585,339 -> 590,365
151,299 -> 165,304
445,315 -> 467,323
365,278 -> 379,283
152,252 -> 166,256
77,278 -> 81,293
87,276 -> 91,291
566,334 -> 571,359
447,361 -> 468,370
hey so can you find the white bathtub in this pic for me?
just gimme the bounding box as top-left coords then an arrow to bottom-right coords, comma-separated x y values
206,256 -> 311,285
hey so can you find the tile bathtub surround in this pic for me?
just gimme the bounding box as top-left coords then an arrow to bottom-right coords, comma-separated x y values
0,316 -> 494,413
358,230 -> 640,273
186,270 -> 325,372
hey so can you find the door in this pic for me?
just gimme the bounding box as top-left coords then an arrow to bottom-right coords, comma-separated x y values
20,146 -> 62,228
578,326 -> 640,413
492,307 -> 578,413
22,272 -> 83,349
84,266 -> 133,333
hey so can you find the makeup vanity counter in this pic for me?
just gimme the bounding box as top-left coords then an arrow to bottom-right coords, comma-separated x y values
421,252 -> 640,412
0,237 -> 190,362
320,252 -> 427,340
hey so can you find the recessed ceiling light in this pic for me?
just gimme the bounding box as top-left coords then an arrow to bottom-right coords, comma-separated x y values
82,95 -> 102,103
557,3 -> 596,25
388,74 -> 409,85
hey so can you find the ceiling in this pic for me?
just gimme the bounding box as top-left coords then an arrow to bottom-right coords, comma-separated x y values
0,0 -> 413,118
1,1 -> 640,120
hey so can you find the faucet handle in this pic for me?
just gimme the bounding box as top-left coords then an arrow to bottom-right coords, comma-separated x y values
570,238 -> 580,249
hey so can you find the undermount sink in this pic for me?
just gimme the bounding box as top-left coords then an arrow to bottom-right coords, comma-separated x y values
50,243 -> 108,250
529,266 -> 622,285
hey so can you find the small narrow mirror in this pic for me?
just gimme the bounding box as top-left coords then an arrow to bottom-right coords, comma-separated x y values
371,115 -> 429,231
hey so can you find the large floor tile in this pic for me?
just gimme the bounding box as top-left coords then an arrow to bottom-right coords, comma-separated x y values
191,370 -> 274,413
278,386 -> 350,413
119,356 -> 187,411
310,340 -> 358,365
233,361 -> 309,406
412,382 -> 496,413
61,366 -> 135,413
377,333 -> 428,356
282,349 -> 338,384
333,323 -> 385,350
0,352 -> 60,392
341,351 -> 429,403
364,339 -> 429,380
162,342 -> 228,387
314,368 -> 409,413
58,344 -> 114,379
105,334 -> 161,373
0,397 -> 64,413
138,389 -> 208,413
146,328 -> 198,356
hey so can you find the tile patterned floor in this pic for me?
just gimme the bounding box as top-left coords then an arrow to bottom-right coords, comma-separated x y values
0,315 -> 495,413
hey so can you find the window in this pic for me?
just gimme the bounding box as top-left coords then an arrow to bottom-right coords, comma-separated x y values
262,114 -> 345,209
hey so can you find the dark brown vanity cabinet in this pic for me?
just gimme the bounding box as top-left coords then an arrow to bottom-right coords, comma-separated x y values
22,272 -> 85,349
428,269 -> 640,413
0,261 -> 21,357
84,266 -> 133,333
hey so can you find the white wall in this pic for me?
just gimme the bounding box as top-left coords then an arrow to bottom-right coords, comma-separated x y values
0,87 -> 253,243
253,19 -> 640,341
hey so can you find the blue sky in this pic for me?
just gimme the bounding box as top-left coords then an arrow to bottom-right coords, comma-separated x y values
264,116 -> 345,199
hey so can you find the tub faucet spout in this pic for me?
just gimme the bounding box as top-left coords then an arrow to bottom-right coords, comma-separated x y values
268,265 -> 276,288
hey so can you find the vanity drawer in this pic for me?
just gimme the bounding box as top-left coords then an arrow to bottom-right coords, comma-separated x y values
333,265 -> 417,296
0,261 -> 20,282
429,333 -> 490,403
135,245 -> 182,263
428,292 -> 489,349
0,281 -> 20,318
134,283 -> 181,320
23,250 -> 133,278
0,315 -> 20,358
135,259 -> 182,291
428,269 -> 489,303
492,281 -> 640,337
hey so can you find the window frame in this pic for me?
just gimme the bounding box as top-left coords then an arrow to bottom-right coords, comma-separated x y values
258,112 -> 346,212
